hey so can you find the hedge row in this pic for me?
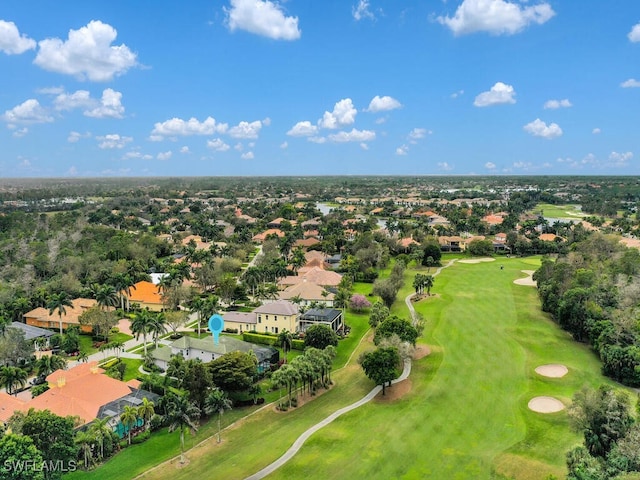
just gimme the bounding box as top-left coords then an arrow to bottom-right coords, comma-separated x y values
242,332 -> 306,351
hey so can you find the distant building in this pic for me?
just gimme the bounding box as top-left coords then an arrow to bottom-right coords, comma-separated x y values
24,298 -> 97,333
125,281 -> 164,311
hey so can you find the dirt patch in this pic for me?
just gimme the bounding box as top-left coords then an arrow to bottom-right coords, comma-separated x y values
272,386 -> 330,413
412,293 -> 441,302
375,378 -> 411,402
413,345 -> 431,360
514,270 -> 536,286
535,364 -> 568,378
458,257 -> 496,264
528,396 -> 565,413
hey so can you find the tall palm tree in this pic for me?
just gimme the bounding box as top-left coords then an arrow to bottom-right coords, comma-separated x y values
204,388 -> 232,443
165,394 -> 201,464
112,273 -> 136,311
131,310 -> 155,356
277,329 -> 293,364
47,292 -> 73,335
94,284 -> 119,312
148,312 -> 167,349
88,417 -> 111,460
75,430 -> 94,469
0,365 -> 28,396
120,405 -> 139,445
137,397 -> 155,432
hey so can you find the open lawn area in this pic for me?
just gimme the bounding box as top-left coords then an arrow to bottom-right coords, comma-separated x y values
67,257 -> 626,480
533,203 -> 585,219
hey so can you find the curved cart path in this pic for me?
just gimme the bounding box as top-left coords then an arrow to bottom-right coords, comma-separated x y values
246,260 -> 456,480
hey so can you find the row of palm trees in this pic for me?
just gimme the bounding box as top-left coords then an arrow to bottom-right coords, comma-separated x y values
0,354 -> 67,396
271,346 -> 336,409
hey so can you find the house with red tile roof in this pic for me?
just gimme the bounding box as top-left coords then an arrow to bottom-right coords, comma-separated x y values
124,281 -> 164,311
24,298 -> 97,333
252,228 -> 285,243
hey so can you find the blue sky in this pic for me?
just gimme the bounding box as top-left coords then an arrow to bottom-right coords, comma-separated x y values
1,0 -> 639,177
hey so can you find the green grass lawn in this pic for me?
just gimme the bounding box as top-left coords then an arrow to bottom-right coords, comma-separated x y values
78,332 -> 133,355
68,257 -> 626,480
533,203 -> 585,219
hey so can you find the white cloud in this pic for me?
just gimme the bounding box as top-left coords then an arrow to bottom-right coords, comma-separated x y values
85,89 -> 125,119
225,0 -> 301,40
287,120 -> 318,137
180,146 -> 190,154
54,90 -> 93,111
34,20 -> 137,82
207,138 -> 231,151
543,98 -> 572,109
12,127 -> 28,138
437,0 -> 555,36
408,128 -> 430,142
396,145 -> 408,156
319,98 -> 357,129
438,162 -> 453,171
67,131 -> 91,143
308,136 -> 326,144
360,143 -> 369,150
629,22 -> 640,42
523,118 -> 563,139
450,89 -> 464,99
280,141 -> 288,149
608,151 -> 633,167
96,134 -> 132,149
67,166 -> 78,176
123,150 -> 153,160
151,116 -> 228,139
375,116 -> 387,124
241,151 -> 254,159
229,120 -> 263,139
328,128 -> 375,143
157,151 -> 172,161
37,86 -> 65,95
474,82 -> 516,107
365,95 -> 402,112
2,99 -> 53,125
353,0 -> 375,21
234,142 -> 244,151
621,78 -> 640,88
262,117 -> 271,126
592,128 -> 601,135
485,162 -> 496,169
0,20 -> 36,54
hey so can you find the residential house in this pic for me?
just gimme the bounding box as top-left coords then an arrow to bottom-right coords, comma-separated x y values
24,298 -> 97,333
253,300 -> 299,334
278,281 -> 335,307
9,321 -> 54,349
252,228 -> 285,243
222,311 -> 257,333
0,362 -> 158,431
298,308 -> 344,333
151,335 -> 278,373
124,281 -> 164,311
278,266 -> 342,290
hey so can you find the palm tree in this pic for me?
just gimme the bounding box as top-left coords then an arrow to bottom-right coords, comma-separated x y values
277,329 -> 293,364
120,405 -> 139,445
77,350 -> 89,363
94,284 -> 119,312
47,292 -> 73,335
88,417 -> 111,460
36,354 -> 67,377
148,312 -> 167,349
112,273 -> 136,311
138,397 -> 155,432
75,430 -> 94,469
204,388 -> 232,443
271,363 -> 299,408
0,365 -> 28,396
424,275 -> 435,296
131,309 -> 155,356
165,394 -> 201,464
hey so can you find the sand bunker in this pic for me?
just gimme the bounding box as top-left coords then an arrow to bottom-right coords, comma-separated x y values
528,396 -> 565,413
458,257 -> 496,264
514,270 -> 536,286
535,364 -> 568,378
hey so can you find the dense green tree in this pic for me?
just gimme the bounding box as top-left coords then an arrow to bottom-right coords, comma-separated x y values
209,351 -> 257,394
78,306 -> 118,341
0,327 -> 33,367
21,410 -> 77,480
374,316 -> 419,346
368,301 -> 389,329
303,324 -> 338,350
360,346 -> 401,395
0,433 -> 45,480
182,359 -> 213,411
421,240 -> 442,266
